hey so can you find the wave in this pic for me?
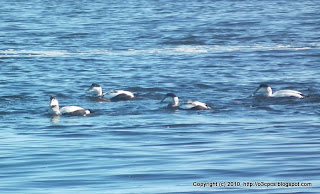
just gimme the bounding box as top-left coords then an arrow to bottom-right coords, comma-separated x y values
0,44 -> 317,58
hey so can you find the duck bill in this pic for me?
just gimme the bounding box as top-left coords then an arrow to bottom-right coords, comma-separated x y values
160,96 -> 167,103
251,86 -> 261,97
86,87 -> 93,93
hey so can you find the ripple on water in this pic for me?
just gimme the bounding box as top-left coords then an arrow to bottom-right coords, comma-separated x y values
1,0 -> 320,193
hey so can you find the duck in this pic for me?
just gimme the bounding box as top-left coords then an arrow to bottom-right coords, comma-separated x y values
251,84 -> 304,98
160,93 -> 211,110
49,96 -> 91,116
87,83 -> 134,101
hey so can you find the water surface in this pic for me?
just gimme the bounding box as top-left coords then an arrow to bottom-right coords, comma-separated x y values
1,0 -> 320,193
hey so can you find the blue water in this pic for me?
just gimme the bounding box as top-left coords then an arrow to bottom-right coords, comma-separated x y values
1,0 -> 320,193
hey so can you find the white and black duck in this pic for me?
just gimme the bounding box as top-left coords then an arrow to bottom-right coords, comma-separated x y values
251,84 -> 304,98
49,96 -> 91,116
160,93 -> 211,110
87,83 -> 134,101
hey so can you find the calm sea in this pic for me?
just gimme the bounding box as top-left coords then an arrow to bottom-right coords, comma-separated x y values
0,0 -> 320,193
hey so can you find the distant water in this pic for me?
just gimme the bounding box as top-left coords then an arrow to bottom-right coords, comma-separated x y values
1,0 -> 320,193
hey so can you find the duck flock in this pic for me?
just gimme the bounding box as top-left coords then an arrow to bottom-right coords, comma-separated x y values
49,83 -> 306,117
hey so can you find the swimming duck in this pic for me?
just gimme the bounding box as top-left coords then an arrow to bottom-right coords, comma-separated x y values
251,84 -> 304,98
49,96 -> 91,116
87,83 -> 134,101
160,93 -> 211,110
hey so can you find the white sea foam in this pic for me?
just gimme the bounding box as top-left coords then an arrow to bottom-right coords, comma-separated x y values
0,44 -> 314,58
0,49 -> 69,57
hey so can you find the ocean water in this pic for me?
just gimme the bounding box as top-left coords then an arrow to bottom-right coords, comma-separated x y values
1,0 -> 320,193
